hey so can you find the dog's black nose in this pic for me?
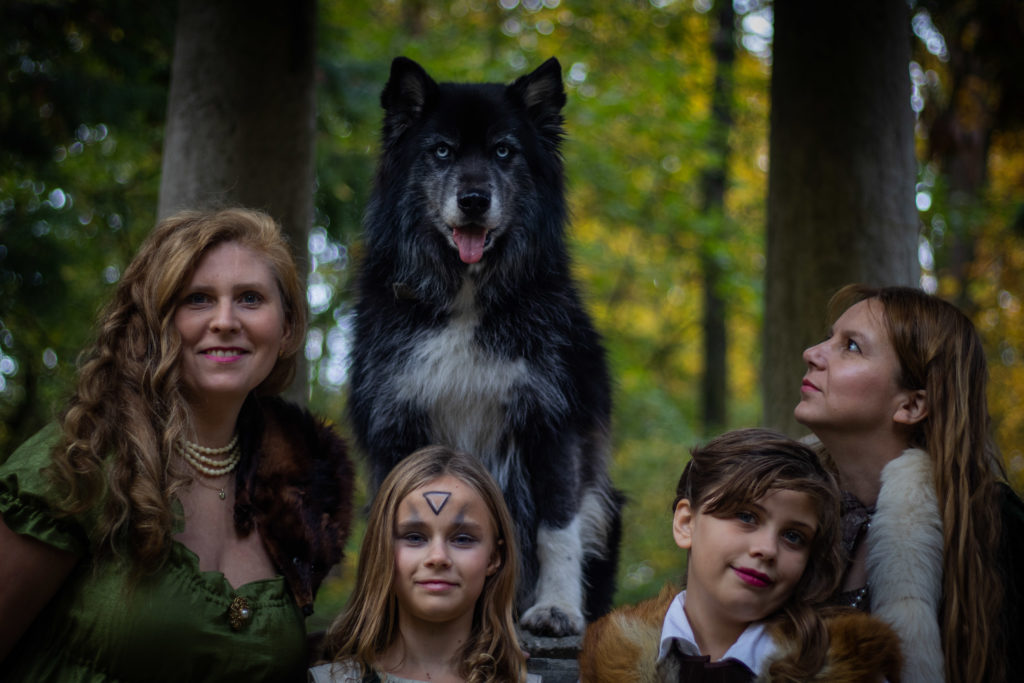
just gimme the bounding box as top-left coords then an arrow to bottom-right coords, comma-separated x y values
457,191 -> 490,217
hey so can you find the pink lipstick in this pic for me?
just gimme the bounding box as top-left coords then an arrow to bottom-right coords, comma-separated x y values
202,348 -> 246,362
417,580 -> 456,593
733,566 -> 772,588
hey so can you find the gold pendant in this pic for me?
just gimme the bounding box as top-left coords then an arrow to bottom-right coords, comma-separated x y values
228,595 -> 252,631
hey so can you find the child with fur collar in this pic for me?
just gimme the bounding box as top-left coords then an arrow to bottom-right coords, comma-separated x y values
579,429 -> 902,682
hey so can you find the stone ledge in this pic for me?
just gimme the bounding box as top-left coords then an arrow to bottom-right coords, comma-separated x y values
520,632 -> 580,682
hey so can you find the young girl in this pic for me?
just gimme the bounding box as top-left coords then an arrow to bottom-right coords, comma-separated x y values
579,429 -> 902,682
310,446 -> 540,683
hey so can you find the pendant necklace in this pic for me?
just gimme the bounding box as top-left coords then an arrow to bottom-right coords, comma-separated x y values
179,434 -> 240,500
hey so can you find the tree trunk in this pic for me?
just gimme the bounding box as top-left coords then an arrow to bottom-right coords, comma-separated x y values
158,0 -> 316,401
763,2 -> 919,434
699,0 -> 735,435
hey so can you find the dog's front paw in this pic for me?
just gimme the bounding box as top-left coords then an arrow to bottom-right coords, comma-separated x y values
520,602 -> 584,637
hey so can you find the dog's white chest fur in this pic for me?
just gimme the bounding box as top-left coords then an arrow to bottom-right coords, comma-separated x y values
395,278 -> 526,459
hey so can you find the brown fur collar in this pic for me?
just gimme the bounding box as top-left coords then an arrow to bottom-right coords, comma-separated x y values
578,585 -> 902,682
579,584 -> 677,682
233,396 -> 355,616
781,609 -> 903,682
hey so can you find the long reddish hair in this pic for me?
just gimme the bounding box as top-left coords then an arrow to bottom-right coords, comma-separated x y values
828,284 -> 1007,683
49,208 -> 305,572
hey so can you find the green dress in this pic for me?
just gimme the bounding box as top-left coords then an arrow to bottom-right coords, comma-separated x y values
0,424 -> 308,682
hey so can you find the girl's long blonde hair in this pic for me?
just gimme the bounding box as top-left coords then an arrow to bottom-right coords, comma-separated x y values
323,445 -> 527,683
48,208 -> 306,572
827,284 -> 1007,683
675,428 -> 844,680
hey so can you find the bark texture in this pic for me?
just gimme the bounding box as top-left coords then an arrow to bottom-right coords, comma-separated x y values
158,0 -> 316,400
699,0 -> 735,435
764,1 -> 919,434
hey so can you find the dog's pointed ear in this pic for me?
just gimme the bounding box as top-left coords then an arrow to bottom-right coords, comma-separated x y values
380,57 -> 437,143
509,57 -> 566,147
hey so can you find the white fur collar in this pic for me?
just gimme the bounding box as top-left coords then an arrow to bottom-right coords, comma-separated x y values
868,448 -> 945,683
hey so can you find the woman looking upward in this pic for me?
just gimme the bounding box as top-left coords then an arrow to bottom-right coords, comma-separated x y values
795,284 -> 1024,683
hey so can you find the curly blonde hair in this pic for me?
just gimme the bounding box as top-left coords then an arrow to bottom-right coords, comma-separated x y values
323,445 -> 528,683
48,208 -> 306,572
827,284 -> 1007,683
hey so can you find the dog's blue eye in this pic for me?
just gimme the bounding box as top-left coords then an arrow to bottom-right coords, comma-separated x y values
434,144 -> 451,160
495,145 -> 510,159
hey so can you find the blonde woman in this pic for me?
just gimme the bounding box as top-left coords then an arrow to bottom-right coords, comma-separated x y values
0,208 -> 354,681
795,284 -> 1024,683
312,446 -> 539,683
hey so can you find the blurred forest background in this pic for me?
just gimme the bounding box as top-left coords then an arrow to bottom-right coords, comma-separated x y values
2,0 -> 1023,628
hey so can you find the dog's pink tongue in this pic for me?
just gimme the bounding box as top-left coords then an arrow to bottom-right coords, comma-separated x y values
452,226 -> 486,264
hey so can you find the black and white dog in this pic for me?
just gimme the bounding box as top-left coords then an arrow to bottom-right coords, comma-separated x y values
347,56 -> 622,636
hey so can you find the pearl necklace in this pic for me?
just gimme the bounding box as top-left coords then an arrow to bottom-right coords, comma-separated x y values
179,435 -> 241,500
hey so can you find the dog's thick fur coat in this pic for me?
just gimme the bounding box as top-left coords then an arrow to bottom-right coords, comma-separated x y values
348,57 -> 622,635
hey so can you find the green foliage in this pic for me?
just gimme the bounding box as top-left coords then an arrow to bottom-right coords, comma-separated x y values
308,0 -> 772,612
4,0 -> 1022,640
8,0 -> 1021,633
0,0 -> 171,450
1,0 -> 774,614
909,2 -> 1024,491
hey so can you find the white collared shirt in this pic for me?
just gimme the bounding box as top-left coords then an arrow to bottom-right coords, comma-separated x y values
657,590 -> 778,675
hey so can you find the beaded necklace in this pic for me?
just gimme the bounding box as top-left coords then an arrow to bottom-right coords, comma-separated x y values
179,435 -> 240,500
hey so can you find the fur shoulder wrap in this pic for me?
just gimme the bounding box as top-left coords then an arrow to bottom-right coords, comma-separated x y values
578,585 -> 902,682
233,396 -> 355,616
579,584 -> 678,683
867,448 -> 944,683
801,437 -> 945,683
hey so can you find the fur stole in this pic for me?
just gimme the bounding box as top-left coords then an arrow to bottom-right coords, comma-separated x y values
578,585 -> 902,682
579,584 -> 677,682
867,448 -> 944,683
233,396 -> 355,616
765,609 -> 903,682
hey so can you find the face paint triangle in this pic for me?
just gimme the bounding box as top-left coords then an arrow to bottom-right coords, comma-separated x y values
423,491 -> 451,515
